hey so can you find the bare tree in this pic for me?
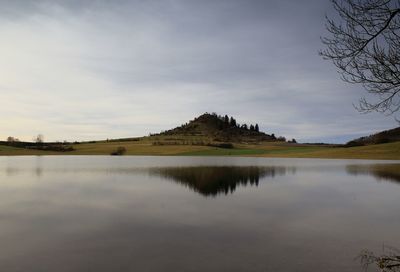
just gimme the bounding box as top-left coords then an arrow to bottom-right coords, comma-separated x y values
34,134 -> 44,144
320,0 -> 400,116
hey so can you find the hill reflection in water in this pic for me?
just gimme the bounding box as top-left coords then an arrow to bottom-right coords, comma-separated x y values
346,164 -> 400,184
149,166 -> 292,196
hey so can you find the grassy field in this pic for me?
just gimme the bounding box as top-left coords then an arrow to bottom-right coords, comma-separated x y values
1,137 -> 399,160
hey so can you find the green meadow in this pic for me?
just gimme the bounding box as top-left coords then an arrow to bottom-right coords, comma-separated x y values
1,136 -> 399,160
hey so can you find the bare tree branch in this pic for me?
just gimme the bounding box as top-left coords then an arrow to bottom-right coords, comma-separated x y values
321,0 -> 400,116
359,246 -> 400,271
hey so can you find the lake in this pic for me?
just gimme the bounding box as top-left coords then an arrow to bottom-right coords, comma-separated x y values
0,156 -> 399,272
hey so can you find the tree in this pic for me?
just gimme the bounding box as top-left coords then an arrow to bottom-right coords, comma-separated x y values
224,115 -> 229,124
34,134 -> 44,144
229,117 -> 236,127
250,124 -> 255,131
255,124 -> 259,132
7,136 -> 19,142
321,0 -> 400,116
277,136 -> 286,142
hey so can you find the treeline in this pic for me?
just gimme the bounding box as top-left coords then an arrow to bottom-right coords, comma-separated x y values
204,113 -> 297,143
2,135 -> 74,152
204,112 -> 260,132
154,112 -> 264,136
152,140 -> 234,149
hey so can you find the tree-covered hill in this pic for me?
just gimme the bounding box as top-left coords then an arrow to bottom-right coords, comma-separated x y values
346,127 -> 400,146
157,113 -> 278,142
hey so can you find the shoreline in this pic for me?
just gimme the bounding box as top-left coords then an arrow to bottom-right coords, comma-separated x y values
1,141 -> 399,160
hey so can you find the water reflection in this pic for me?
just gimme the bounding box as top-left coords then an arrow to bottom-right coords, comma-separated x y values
149,166 -> 291,196
0,157 -> 399,272
3,166 -> 148,176
5,157 -> 44,177
346,164 -> 400,184
1,163 -> 295,197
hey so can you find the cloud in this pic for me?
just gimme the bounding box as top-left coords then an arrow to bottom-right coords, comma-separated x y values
0,0 -> 397,143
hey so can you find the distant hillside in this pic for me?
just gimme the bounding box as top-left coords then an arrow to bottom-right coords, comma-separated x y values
156,113 -> 279,142
346,127 -> 400,146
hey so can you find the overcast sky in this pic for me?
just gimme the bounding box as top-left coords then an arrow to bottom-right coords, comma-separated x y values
0,0 -> 398,143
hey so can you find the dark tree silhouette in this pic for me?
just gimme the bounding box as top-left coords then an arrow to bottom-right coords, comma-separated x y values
224,115 -> 229,124
321,0 -> 400,116
229,117 -> 236,127
250,124 -> 255,131
277,136 -> 286,142
255,124 -> 259,132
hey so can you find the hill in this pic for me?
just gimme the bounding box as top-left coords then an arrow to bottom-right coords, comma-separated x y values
157,113 -> 277,142
346,126 -> 400,146
2,112 -> 399,159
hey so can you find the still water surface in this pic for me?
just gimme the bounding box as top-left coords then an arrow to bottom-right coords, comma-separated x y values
0,156 -> 399,272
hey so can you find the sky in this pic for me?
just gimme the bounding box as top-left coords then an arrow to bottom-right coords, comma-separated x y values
0,0 -> 398,143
